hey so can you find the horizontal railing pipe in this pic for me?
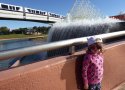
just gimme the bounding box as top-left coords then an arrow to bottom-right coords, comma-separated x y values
0,31 -> 125,61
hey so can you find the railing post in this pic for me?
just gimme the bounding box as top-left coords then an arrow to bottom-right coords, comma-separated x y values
69,45 -> 75,55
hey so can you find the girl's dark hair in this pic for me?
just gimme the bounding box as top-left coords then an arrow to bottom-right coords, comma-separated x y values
87,42 -> 103,54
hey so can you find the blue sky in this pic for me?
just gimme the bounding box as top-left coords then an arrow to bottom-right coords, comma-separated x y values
0,0 -> 125,29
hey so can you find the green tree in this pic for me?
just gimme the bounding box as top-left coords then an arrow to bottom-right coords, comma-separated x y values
19,28 -> 28,34
0,26 -> 10,35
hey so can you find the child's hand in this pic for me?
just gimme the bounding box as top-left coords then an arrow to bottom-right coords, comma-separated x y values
84,83 -> 89,90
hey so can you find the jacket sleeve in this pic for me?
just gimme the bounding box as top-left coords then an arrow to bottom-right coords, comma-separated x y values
82,54 -> 90,85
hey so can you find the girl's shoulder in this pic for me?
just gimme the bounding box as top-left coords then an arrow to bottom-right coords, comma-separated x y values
84,53 -> 92,60
85,53 -> 103,59
98,53 -> 104,58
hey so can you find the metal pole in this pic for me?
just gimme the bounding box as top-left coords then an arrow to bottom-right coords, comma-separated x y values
0,31 -> 125,61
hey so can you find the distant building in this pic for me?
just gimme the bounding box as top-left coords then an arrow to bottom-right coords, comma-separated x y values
25,30 -> 34,35
25,29 -> 42,35
110,14 -> 125,21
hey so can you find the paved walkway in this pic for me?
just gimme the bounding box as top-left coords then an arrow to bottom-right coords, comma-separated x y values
112,82 -> 125,90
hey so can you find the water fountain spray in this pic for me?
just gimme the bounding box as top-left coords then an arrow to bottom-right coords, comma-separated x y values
47,0 -> 124,57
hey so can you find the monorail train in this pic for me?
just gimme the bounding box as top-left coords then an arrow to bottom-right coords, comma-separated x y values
0,3 -> 65,22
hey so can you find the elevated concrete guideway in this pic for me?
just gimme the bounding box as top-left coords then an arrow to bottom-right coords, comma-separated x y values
0,17 -> 58,23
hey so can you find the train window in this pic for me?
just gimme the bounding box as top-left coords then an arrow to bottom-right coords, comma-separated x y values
50,13 -> 54,17
40,12 -> 45,15
55,15 -> 57,18
49,13 -> 52,16
16,7 -> 20,11
12,6 -> 15,11
57,15 -> 60,18
36,11 -> 40,14
27,9 -> 31,13
9,6 -> 12,10
40,11 -> 42,15
43,12 -> 46,15
1,4 -> 8,10
61,16 -> 65,19
49,13 -> 51,16
31,10 -> 35,14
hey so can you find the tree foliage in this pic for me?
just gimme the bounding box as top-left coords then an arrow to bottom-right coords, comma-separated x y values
11,26 -> 51,35
0,26 -> 10,35
0,26 -> 51,35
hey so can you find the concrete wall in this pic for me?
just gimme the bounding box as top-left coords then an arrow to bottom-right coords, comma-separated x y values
0,42 -> 125,90
102,42 -> 125,90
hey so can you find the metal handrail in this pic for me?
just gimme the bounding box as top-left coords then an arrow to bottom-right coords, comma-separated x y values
0,31 -> 125,61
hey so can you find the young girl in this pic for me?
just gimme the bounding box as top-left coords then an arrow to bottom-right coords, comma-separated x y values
82,36 -> 104,90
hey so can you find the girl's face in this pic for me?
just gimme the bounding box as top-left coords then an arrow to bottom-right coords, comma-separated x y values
89,43 -> 100,54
